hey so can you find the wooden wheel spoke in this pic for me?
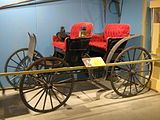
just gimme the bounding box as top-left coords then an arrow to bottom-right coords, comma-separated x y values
132,51 -> 143,68
127,51 -> 132,69
43,89 -> 48,110
134,75 -> 145,86
132,48 -> 136,61
16,53 -> 28,67
129,77 -> 132,95
49,89 -> 54,109
137,51 -> 143,60
46,74 -> 52,83
21,58 -> 28,68
122,82 -> 128,95
136,73 -> 149,80
16,53 -> 23,62
132,76 -> 139,92
51,89 -> 62,104
22,50 -> 27,59
131,48 -> 136,68
25,58 -> 31,67
10,75 -> 19,81
14,79 -> 20,86
24,86 -> 42,94
7,65 -> 18,69
22,50 -> 28,58
10,58 -> 24,68
30,75 -> 46,84
116,79 -> 127,91
34,89 -> 46,109
120,58 -> 131,69
53,87 -> 67,97
27,88 -> 44,103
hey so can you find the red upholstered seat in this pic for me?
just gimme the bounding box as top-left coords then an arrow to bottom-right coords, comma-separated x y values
89,24 -> 130,50
89,34 -> 106,49
52,35 -> 66,51
52,22 -> 94,52
52,41 -> 66,51
52,35 -> 60,42
104,24 -> 130,39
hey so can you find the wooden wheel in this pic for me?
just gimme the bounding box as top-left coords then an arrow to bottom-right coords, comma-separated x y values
110,46 -> 152,97
4,48 -> 42,88
19,57 -> 74,113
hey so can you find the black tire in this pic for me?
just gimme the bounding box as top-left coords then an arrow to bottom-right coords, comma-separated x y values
19,57 -> 74,113
4,48 -> 43,88
110,46 -> 152,97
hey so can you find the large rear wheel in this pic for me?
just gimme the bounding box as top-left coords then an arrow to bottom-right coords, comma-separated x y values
110,46 -> 152,97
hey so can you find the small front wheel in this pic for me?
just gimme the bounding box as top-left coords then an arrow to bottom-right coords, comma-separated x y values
4,48 -> 43,89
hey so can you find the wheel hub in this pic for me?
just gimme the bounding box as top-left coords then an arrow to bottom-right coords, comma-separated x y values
45,83 -> 52,89
130,69 -> 136,74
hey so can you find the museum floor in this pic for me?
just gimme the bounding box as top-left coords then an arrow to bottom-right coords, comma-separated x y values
1,81 -> 160,120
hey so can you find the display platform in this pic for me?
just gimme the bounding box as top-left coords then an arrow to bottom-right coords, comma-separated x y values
0,81 -> 159,120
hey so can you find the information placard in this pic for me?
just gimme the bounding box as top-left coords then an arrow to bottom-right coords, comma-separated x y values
82,57 -> 106,67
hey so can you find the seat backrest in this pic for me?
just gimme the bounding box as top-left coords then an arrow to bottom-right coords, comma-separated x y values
70,22 -> 94,39
103,24 -> 130,61
27,32 -> 37,60
104,24 -> 130,41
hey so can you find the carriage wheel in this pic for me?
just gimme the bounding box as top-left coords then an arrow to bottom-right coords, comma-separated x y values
110,46 -> 152,97
19,57 -> 74,113
4,48 -> 43,89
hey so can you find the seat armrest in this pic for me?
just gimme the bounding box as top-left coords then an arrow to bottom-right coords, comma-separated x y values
52,35 -> 60,42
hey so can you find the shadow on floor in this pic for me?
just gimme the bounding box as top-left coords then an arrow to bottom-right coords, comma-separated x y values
73,80 -> 111,92
0,93 -> 29,119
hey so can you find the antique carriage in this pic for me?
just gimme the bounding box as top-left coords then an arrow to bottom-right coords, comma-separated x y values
4,22 -> 152,113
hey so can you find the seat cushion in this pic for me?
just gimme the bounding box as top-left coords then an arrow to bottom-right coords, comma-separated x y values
89,34 -> 104,42
52,42 -> 66,51
89,34 -> 106,50
89,41 -> 106,50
